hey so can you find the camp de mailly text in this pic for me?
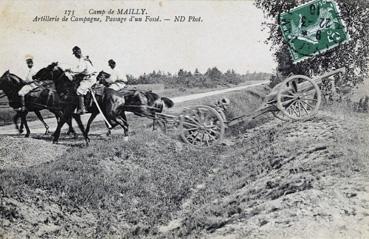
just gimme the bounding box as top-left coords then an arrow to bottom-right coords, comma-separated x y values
33,8 -> 148,23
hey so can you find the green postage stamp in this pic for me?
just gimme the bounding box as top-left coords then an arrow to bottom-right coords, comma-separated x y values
279,0 -> 350,63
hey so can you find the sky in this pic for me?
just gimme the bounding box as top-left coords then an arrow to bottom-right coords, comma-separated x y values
0,0 -> 276,78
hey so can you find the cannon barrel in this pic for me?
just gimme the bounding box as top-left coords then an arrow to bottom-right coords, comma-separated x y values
313,67 -> 346,85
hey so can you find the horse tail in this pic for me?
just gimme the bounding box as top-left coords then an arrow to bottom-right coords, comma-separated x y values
161,97 -> 174,108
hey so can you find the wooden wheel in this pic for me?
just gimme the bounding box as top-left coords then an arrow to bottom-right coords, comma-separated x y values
276,75 -> 321,121
180,105 -> 225,147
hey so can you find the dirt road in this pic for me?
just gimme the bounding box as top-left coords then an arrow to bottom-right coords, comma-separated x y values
0,81 -> 267,135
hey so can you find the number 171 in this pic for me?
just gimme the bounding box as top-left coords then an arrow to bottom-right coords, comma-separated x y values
64,10 -> 75,16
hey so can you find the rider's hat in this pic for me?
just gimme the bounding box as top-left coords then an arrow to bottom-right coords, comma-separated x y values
108,59 -> 116,65
72,46 -> 81,54
25,54 -> 33,61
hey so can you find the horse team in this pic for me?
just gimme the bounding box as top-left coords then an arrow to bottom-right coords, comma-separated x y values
0,47 -> 174,145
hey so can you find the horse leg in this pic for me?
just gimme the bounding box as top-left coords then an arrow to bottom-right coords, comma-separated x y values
72,114 -> 89,146
104,120 -> 118,136
13,112 -> 22,134
20,112 -> 30,138
18,112 -> 25,134
53,115 -> 68,144
85,111 -> 99,136
66,117 -> 78,139
105,122 -> 112,136
20,119 -> 24,134
34,111 -> 49,135
51,114 -> 61,137
115,112 -> 129,142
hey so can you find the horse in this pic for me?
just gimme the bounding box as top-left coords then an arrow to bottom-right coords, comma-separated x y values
33,64 -> 174,145
95,70 -> 175,138
0,70 -> 76,137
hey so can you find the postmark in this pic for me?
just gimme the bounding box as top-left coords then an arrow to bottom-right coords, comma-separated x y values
279,0 -> 350,63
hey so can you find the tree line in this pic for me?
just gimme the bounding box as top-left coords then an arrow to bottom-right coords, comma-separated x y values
126,67 -> 271,88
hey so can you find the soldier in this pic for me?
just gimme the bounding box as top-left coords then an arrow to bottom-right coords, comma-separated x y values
65,46 -> 97,114
18,55 -> 37,111
104,59 -> 127,91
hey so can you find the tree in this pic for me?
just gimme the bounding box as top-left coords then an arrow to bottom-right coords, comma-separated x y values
206,67 -> 223,80
255,0 -> 369,89
177,69 -> 185,77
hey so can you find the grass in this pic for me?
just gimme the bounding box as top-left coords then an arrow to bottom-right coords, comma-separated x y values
0,129 -> 229,237
1,87 -> 368,238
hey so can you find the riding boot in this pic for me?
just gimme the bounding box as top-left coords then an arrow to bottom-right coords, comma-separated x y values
77,95 -> 86,114
21,96 -> 26,111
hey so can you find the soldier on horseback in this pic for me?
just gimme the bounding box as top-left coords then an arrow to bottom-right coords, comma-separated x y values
65,46 -> 97,114
104,59 -> 127,91
18,55 -> 37,111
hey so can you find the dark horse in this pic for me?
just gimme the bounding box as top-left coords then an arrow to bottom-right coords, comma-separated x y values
96,70 -> 175,138
33,63 -> 174,144
0,71 -> 76,137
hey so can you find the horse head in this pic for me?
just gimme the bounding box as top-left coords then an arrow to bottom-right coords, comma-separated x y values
33,62 -> 60,82
33,62 -> 74,95
0,70 -> 9,82
0,70 -> 9,89
0,70 -> 24,93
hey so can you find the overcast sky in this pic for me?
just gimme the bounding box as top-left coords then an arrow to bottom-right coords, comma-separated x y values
0,0 -> 276,77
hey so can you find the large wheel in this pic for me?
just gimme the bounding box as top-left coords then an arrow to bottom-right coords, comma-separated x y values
180,105 -> 225,147
276,75 -> 321,121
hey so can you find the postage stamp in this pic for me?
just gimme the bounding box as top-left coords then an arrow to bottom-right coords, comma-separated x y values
279,0 -> 350,63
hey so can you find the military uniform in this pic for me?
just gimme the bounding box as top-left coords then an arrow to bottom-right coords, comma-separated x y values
105,68 -> 127,91
18,67 -> 37,96
18,55 -> 38,111
65,46 -> 97,114
66,56 -> 97,95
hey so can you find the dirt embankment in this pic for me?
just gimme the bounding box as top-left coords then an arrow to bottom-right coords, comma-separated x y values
161,111 -> 369,239
0,104 -> 368,238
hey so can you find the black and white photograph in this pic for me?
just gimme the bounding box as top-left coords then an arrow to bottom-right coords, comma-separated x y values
0,0 -> 368,238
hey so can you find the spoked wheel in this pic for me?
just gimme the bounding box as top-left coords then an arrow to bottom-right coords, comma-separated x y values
180,105 -> 225,147
277,75 -> 321,121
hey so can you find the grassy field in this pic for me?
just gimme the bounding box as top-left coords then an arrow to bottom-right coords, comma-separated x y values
1,87 -> 369,238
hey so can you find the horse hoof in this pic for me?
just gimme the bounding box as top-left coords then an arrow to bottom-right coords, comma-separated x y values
123,136 -> 129,142
25,134 -> 30,138
52,140 -> 58,144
